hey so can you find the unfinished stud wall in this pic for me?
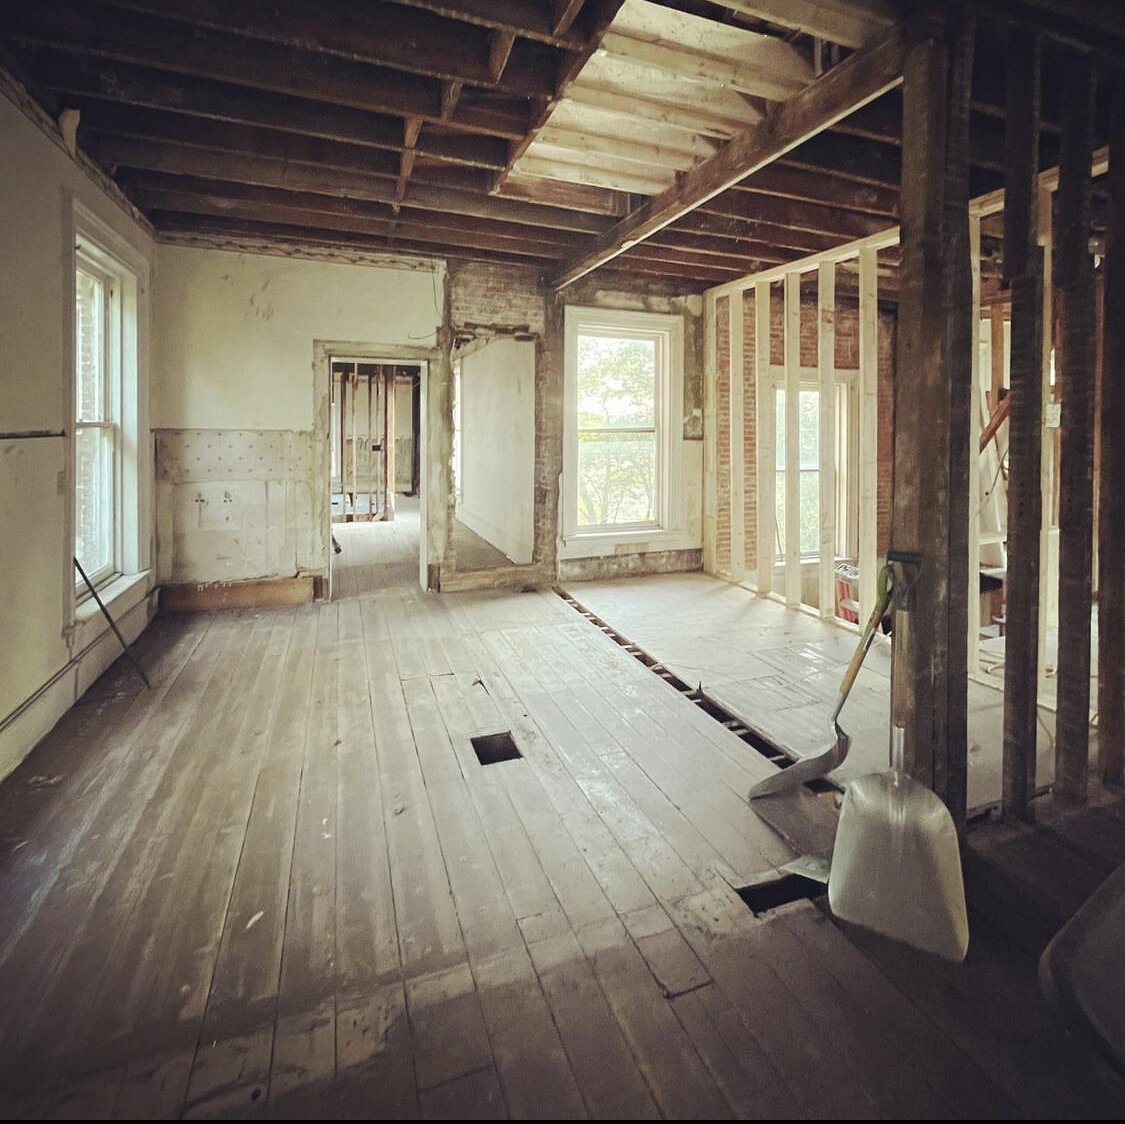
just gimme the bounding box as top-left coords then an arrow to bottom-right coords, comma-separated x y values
153,245 -> 443,585
0,82 -> 155,777
710,288 -> 896,605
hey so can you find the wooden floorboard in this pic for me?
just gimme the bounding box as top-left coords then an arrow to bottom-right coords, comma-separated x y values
1,517 -> 1122,1117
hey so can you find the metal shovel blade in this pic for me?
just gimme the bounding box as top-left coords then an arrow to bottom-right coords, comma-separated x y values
828,771 -> 969,962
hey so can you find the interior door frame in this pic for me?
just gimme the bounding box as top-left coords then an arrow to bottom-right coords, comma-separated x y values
313,341 -> 439,598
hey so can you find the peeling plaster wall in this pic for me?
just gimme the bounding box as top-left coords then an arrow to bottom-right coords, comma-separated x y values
153,245 -> 443,582
0,82 -> 155,777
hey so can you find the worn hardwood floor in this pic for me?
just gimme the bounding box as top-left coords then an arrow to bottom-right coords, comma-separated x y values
0,525 -> 1121,1118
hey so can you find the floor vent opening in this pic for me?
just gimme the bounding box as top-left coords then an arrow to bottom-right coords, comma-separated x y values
471,731 -> 522,766
736,875 -> 826,916
556,590 -> 834,787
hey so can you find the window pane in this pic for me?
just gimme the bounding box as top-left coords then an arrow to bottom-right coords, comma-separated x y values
799,390 -> 819,469
75,268 -> 104,423
75,425 -> 114,578
577,335 -> 656,429
577,430 -> 656,527
800,469 -> 819,554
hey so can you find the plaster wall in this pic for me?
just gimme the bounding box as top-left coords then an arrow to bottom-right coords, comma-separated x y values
153,246 -> 443,582
0,83 -> 156,777
456,339 -> 535,565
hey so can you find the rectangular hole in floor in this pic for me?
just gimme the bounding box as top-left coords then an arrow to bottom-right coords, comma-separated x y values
471,731 -> 522,766
736,874 -> 826,916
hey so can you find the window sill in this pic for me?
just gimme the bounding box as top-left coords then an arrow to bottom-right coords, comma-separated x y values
72,570 -> 152,650
559,526 -> 697,560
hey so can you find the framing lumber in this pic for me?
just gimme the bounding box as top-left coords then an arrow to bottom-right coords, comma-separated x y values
754,282 -> 775,594
892,11 -> 973,830
1054,50 -> 1097,806
703,290 -> 718,575
817,261 -> 837,620
729,290 -> 747,585
1099,82 -> 1125,788
3,1 -> 530,138
857,246 -> 879,627
706,0 -> 895,50
1001,25 -> 1044,822
783,271 -> 801,607
380,0 -> 586,48
99,0 -> 559,97
550,23 -> 905,289
968,215 -> 982,674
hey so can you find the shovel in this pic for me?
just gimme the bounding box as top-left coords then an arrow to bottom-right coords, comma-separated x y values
749,566 -> 892,800
827,551 -> 969,962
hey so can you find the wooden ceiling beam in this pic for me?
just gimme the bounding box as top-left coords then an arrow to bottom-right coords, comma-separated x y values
493,174 -> 629,216
138,194 -> 567,259
698,190 -> 892,241
152,213 -> 556,269
552,0 -> 585,37
703,0 -> 895,50
114,170 -> 592,246
92,0 -> 560,99
35,57 -> 510,169
732,162 -> 898,217
668,211 -> 854,254
1,0 -> 529,138
382,0 -> 585,48
550,22 -> 904,288
82,132 -> 610,232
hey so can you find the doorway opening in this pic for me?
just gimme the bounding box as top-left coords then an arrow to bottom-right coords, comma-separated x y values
328,356 -> 423,596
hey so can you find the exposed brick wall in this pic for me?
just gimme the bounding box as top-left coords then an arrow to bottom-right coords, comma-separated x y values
448,260 -> 546,340
712,285 -> 897,577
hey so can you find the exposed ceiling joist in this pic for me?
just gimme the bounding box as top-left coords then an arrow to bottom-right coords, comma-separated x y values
551,20 -> 904,288
703,0 -> 896,50
383,0 -> 587,48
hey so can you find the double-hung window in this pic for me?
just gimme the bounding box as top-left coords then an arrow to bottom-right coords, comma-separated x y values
74,250 -> 121,590
564,307 -> 682,539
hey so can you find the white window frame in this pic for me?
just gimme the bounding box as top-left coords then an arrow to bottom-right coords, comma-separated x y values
562,306 -> 684,547
769,366 -> 857,563
69,203 -> 147,622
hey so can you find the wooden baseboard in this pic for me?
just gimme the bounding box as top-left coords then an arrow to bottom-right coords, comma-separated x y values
160,576 -> 316,612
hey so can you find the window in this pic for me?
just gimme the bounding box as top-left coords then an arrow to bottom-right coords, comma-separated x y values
564,307 -> 682,538
71,208 -> 144,605
772,377 -> 854,561
75,251 -> 120,589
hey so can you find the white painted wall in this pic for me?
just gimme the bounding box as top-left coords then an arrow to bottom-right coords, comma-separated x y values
456,339 -> 535,565
0,85 -> 156,777
153,246 -> 442,430
152,246 -> 443,582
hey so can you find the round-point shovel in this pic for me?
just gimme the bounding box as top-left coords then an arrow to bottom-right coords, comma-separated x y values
827,551 -> 970,963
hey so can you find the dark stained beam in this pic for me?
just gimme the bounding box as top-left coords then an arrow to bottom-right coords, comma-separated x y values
552,24 -> 905,288
1001,26 -> 1045,822
670,211 -> 853,255
87,0 -> 560,99
37,60 -> 510,168
441,79 -> 464,118
493,175 -> 629,216
139,195 -> 566,260
0,0 -> 529,138
552,0 -> 585,36
776,131 -> 902,188
114,170 -> 591,246
82,133 -> 610,232
1054,49 -> 1098,806
1099,81 -> 1125,788
699,190 -> 891,242
382,0 -> 586,48
152,212 -> 556,269
734,162 -> 899,218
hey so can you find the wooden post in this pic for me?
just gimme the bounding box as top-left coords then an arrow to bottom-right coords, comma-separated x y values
1001,26 -> 1044,821
1054,51 -> 1097,806
858,246 -> 879,626
349,365 -> 358,521
730,290 -> 747,584
703,291 -> 718,574
968,214 -> 983,678
818,261 -> 837,619
755,282 -> 775,593
383,368 -> 396,521
1100,82 -> 1125,788
367,368 -> 375,521
784,271 -> 802,606
893,9 -> 973,832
